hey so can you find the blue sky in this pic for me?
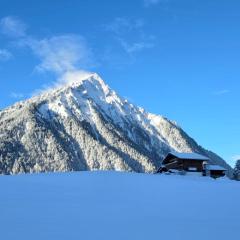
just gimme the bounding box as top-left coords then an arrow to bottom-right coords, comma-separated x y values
0,0 -> 239,166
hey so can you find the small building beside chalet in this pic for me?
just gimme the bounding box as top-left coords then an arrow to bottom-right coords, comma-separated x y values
157,152 -> 226,178
203,164 -> 227,178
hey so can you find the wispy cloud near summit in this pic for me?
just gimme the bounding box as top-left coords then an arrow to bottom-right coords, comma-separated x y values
0,15 -> 95,92
0,16 -> 94,77
21,35 -> 93,75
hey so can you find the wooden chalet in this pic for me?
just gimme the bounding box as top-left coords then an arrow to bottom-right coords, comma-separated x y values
157,152 -> 209,173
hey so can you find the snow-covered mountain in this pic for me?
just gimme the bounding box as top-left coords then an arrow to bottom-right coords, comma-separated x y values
0,72 -> 232,175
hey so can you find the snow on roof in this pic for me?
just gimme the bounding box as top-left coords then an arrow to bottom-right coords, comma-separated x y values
169,152 -> 210,161
205,165 -> 227,171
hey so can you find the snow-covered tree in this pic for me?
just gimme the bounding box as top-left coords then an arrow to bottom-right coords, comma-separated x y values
233,160 -> 240,180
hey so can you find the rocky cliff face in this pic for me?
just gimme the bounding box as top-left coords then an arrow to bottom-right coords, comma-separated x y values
0,72 -> 232,175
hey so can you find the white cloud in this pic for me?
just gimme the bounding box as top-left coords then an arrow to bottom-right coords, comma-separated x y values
213,90 -> 230,96
0,16 -> 94,76
10,92 -> 24,99
0,49 -> 12,61
232,155 -> 240,161
21,35 -> 94,75
104,18 -> 144,35
0,16 -> 96,97
31,70 -> 94,96
119,39 -> 154,54
104,17 -> 155,57
59,70 -> 94,85
143,0 -> 165,7
0,16 -> 27,38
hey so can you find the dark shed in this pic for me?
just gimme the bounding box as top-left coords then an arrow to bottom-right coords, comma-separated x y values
203,165 -> 227,178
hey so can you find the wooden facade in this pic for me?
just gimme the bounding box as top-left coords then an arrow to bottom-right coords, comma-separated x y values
158,152 -> 209,173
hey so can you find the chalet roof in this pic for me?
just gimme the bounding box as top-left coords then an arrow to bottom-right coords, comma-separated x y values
205,165 -> 227,171
167,152 -> 210,161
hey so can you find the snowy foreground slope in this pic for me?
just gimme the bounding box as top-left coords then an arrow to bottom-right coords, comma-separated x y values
0,171 -> 239,240
0,72 -> 231,175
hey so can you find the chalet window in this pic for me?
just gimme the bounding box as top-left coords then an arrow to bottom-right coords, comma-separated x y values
188,167 -> 197,171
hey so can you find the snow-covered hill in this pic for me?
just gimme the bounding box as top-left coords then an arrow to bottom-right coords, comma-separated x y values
0,171 -> 238,240
0,71 -> 232,175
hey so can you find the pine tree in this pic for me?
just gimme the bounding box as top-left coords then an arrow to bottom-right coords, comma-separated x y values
233,160 -> 240,180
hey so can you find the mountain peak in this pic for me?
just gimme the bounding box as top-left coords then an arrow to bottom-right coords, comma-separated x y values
30,71 -> 110,104
59,71 -> 103,88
